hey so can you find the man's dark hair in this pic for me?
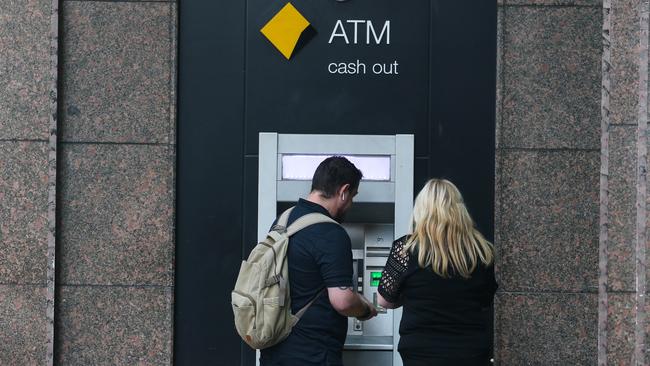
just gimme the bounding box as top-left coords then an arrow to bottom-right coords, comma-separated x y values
311,156 -> 363,198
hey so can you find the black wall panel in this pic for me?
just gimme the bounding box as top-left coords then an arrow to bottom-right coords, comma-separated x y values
428,2 -> 497,236
177,1 -> 495,365
245,0 -> 430,156
175,0 -> 246,365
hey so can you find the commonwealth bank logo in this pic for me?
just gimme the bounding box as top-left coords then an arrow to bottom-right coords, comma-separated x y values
261,3 -> 315,60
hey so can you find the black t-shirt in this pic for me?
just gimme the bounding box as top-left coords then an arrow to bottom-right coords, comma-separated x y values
378,235 -> 497,359
260,199 -> 353,366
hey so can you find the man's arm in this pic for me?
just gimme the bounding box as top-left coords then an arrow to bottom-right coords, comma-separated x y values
328,286 -> 378,319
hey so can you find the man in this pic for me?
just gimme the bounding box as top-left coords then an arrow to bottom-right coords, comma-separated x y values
260,156 -> 378,366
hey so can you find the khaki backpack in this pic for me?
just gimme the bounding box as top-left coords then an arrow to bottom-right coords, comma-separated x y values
231,207 -> 338,349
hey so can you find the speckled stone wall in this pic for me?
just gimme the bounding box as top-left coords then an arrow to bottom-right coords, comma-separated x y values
598,0 -> 650,364
55,1 -> 176,365
494,1 -> 602,364
0,0 -> 56,364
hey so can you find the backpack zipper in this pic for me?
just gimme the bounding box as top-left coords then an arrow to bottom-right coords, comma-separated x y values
232,290 -> 257,307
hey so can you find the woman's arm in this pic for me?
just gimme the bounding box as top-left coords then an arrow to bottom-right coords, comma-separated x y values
377,292 -> 401,309
377,235 -> 410,310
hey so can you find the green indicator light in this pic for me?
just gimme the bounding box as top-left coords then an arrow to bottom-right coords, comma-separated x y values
370,271 -> 382,287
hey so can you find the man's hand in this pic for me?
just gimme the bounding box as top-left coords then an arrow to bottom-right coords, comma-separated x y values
356,295 -> 378,321
328,287 -> 377,319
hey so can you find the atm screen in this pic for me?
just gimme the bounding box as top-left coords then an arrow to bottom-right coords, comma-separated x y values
370,271 -> 382,287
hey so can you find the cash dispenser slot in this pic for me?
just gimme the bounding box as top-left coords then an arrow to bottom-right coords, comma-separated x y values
366,252 -> 390,258
344,336 -> 394,351
366,248 -> 390,258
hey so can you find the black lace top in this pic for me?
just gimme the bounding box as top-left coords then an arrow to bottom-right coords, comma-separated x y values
378,235 -> 413,304
378,235 -> 498,358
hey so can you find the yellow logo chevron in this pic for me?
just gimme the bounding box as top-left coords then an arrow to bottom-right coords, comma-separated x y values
260,3 -> 311,60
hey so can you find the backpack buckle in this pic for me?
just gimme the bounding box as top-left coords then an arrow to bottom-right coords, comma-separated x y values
264,274 -> 281,287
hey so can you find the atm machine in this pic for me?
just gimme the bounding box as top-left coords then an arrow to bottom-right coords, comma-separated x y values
257,133 -> 414,366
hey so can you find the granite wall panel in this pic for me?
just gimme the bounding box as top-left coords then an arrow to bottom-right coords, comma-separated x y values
55,286 -> 172,366
0,0 -> 57,364
599,0 -> 650,363
610,0 -> 640,126
501,6 -> 602,149
496,7 -> 503,149
496,292 -> 598,365
0,285 -> 47,365
644,126 -> 650,294
60,1 -> 174,144
58,144 -> 174,286
605,292 -> 650,364
607,125 -> 637,292
497,150 -> 599,292
55,1 -> 177,363
496,3 -> 603,364
606,293 -> 635,365
0,0 -> 51,140
56,1 -> 177,365
0,142 -> 49,285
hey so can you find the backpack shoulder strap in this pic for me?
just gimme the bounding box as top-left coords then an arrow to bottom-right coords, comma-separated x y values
271,207 -> 295,233
286,213 -> 338,236
277,207 -> 294,227
291,288 -> 326,326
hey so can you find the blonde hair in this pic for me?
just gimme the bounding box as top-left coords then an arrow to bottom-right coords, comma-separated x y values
403,179 -> 494,278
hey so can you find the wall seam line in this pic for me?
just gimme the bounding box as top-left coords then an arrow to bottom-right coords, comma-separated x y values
0,283 -> 48,287
635,0 -> 649,364
0,139 -> 49,143
598,1 -> 611,365
167,3 -> 177,365
62,0 -> 174,3
498,290 -> 600,295
58,284 -> 172,288
45,0 -> 60,364
167,2 -> 176,148
59,141 -> 173,146
495,3 -> 507,365
502,3 -> 603,8
497,147 -> 601,152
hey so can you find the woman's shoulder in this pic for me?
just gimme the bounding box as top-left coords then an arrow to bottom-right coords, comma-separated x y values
390,235 -> 412,260
393,234 -> 410,246
390,235 -> 410,253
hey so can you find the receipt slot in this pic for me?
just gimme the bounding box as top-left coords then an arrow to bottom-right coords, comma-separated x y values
258,133 -> 414,366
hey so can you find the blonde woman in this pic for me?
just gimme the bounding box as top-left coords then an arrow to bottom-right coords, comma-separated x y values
378,179 -> 497,366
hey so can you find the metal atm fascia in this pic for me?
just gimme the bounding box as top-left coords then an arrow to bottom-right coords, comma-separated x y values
257,133 -> 414,366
